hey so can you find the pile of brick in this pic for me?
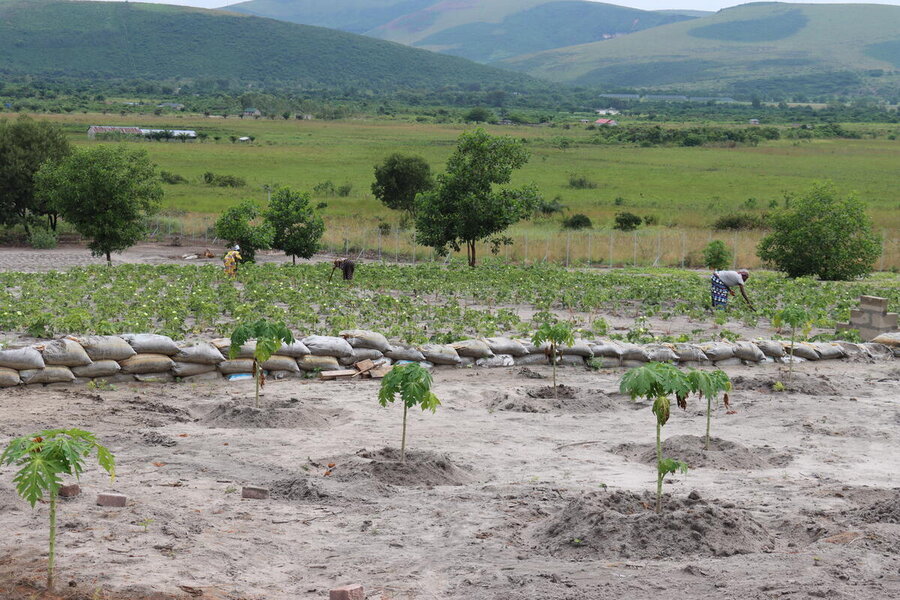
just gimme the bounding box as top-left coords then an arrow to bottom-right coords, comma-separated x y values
837,295 -> 898,341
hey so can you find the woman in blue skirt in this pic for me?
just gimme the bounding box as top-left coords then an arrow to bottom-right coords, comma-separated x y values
711,269 -> 754,311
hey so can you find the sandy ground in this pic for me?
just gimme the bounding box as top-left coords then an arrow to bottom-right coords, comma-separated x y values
0,359 -> 897,600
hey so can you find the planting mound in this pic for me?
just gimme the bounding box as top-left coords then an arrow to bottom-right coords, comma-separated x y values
536,490 -> 775,559
270,477 -> 327,501
328,447 -> 474,488
487,385 -> 615,413
614,435 -> 793,470
200,399 -> 343,429
842,489 -> 900,524
730,373 -> 840,396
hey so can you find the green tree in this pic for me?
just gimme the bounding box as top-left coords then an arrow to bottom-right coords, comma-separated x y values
378,362 -> 441,463
2,429 -> 115,590
702,240 -> 732,270
265,187 -> 325,264
0,115 -> 71,231
214,200 -> 275,262
230,319 -> 294,408
371,153 -> 433,219
463,107 -> 495,123
35,145 -> 162,265
531,321 -> 575,398
415,128 -> 541,267
757,182 -> 881,280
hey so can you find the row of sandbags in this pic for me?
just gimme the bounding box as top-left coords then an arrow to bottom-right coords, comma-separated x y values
0,330 -> 897,388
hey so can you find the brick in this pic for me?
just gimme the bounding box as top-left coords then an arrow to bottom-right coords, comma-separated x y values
58,484 -> 81,498
870,312 -> 898,330
241,486 -> 269,500
96,493 -> 126,507
329,584 -> 364,600
849,309 -> 870,325
859,296 -> 888,312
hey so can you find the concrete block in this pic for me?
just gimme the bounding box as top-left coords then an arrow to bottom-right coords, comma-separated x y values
849,309 -> 870,325
859,296 -> 888,312
58,484 -> 81,498
330,585 -> 364,600
241,486 -> 269,500
870,312 -> 898,330
97,493 -> 127,507
857,326 -> 884,342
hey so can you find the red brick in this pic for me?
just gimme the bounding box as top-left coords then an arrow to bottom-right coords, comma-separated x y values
329,584 -> 364,600
96,493 -> 127,507
58,484 -> 81,498
241,486 -> 269,500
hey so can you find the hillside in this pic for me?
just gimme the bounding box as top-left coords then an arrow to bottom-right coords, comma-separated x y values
0,0 -> 543,91
500,2 -> 900,97
225,0 -> 696,63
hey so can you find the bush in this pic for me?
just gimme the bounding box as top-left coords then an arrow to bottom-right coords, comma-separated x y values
313,180 -> 336,196
28,227 -> 57,249
702,240 -> 732,270
643,214 -> 658,226
567,173 -> 597,189
562,213 -> 592,230
535,196 -> 567,217
757,182 -> 881,280
713,213 -> 765,230
159,170 -> 188,185
202,171 -> 245,188
214,200 -> 274,263
614,211 -> 642,231
336,183 -> 353,197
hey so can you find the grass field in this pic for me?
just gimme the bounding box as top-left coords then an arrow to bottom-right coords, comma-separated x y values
35,112 -> 900,269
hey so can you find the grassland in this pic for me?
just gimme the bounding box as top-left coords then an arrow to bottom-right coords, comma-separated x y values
36,111 -> 900,269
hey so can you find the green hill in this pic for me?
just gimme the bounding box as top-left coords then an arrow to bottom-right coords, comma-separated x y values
224,0 -> 696,64
501,2 -> 900,97
0,0 -> 543,91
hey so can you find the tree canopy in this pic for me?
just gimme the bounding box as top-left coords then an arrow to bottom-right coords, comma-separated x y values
214,200 -> 274,262
35,145 -> 162,264
415,128 -> 541,267
371,153 -> 433,218
265,186 -> 325,263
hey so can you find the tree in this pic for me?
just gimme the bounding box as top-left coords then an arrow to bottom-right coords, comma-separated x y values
702,240 -> 732,270
531,321 -> 575,398
2,428 -> 115,590
214,200 -> 275,262
265,187 -> 325,264
614,211 -> 642,231
377,362 -> 441,463
757,182 -> 881,280
463,107 -> 495,123
371,153 -> 433,219
230,319 -> 294,408
0,115 -> 71,231
415,128 -> 541,267
35,145 -> 162,265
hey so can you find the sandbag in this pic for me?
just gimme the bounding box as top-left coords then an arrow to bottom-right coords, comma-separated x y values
215,339 -> 257,359
813,342 -> 845,360
134,373 -> 175,383
451,339 -> 494,359
339,348 -> 384,366
514,353 -> 549,366
555,355 -> 585,367
73,336 -> 136,361
674,344 -> 707,363
298,355 -> 343,371
871,332 -> 900,347
419,344 -> 462,365
261,355 -> 301,373
121,334 -> 179,356
119,354 -> 175,374
0,347 -> 45,370
302,336 -> 353,358
172,362 -> 218,377
476,354 -> 515,368
520,340 -> 550,354
755,340 -> 784,358
835,342 -> 867,359
218,359 -> 256,375
174,343 -> 225,365
783,342 -> 819,361
457,356 -> 476,367
386,345 -> 426,362
591,341 -> 625,359
779,355 -> 806,365
559,341 -> 593,358
861,343 -> 892,359
340,330 -> 391,353
619,343 -> 649,362
38,339 -> 92,367
699,342 -> 735,362
20,367 -> 75,385
646,344 -> 678,363
733,341 -> 765,362
484,337 -> 528,357
0,367 -> 20,387
275,341 -> 310,358
72,361 -> 121,378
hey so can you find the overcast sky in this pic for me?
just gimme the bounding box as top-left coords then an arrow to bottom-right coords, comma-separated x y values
96,0 -> 900,13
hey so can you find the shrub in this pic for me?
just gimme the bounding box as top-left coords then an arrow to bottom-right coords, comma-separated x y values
562,213 -> 592,230
28,226 -> 57,249
536,196 -> 567,217
643,214 -> 658,226
159,170 -> 188,184
567,173 -> 597,189
313,180 -> 336,196
614,211 -> 642,231
336,183 -> 353,197
702,240 -> 732,270
713,213 -> 765,230
202,171 -> 245,188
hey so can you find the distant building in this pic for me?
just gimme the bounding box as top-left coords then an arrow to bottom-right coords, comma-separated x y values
595,108 -> 620,115
748,119 -> 760,125
598,93 -> 640,100
87,126 -> 142,139
157,102 -> 185,110
594,118 -> 619,126
644,95 -> 689,102
140,129 -> 197,139
238,136 -> 251,142
242,108 -> 261,117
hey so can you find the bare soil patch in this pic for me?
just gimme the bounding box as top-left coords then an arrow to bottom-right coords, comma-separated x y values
613,434 -> 793,470
199,398 -> 343,429
487,384 -> 615,413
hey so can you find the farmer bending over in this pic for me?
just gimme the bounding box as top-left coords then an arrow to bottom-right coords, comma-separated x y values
330,258 -> 355,281
223,245 -> 242,279
710,269 -> 754,311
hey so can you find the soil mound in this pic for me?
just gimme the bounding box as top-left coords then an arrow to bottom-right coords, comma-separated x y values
330,447 -> 474,488
200,399 -> 342,429
730,373 -> 839,396
140,431 -> 177,447
487,386 -> 615,413
844,489 -> 900,524
536,489 -> 774,559
270,477 -> 326,501
614,435 -> 792,470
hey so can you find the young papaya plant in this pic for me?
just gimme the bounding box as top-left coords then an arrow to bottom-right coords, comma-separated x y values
531,320 -> 575,399
773,304 -> 811,385
620,362 -> 691,513
230,318 -> 294,407
377,362 -> 441,463
686,369 -> 732,451
1,429 -> 115,591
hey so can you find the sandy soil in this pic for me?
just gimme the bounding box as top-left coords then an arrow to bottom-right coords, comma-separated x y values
0,360 -> 897,600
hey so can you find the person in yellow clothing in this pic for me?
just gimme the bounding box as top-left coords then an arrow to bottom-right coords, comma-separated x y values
223,245 -> 242,278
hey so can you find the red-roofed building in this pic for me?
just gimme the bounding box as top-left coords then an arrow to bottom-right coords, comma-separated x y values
594,118 -> 619,126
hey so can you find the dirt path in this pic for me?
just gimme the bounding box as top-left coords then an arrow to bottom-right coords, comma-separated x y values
0,360 -> 897,599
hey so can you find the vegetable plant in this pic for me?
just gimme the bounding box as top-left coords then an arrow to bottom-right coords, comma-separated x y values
531,320 -> 575,398
377,362 -> 441,463
1,429 -> 115,590
685,369 -> 732,450
773,304 -> 812,384
620,362 -> 691,513
230,319 -> 294,407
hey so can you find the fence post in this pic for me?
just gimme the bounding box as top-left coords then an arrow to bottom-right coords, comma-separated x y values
608,231 -> 613,268
588,232 -> 593,268
681,232 -> 686,269
524,232 -> 529,265
732,232 -> 738,268
565,232 -> 571,268
633,231 -> 637,267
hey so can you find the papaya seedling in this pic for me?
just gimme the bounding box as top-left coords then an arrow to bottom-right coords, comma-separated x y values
686,369 -> 732,451
773,304 -> 812,385
377,362 -> 441,463
531,320 -> 575,399
620,362 -> 692,513
229,318 -> 294,407
1,429 -> 115,590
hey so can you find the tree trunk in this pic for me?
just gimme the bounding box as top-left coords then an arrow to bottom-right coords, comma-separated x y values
292,255 -> 296,265
254,361 -> 260,408
401,404 -> 408,463
467,240 -> 477,267
48,489 -> 57,590
105,251 -> 112,266
705,395 -> 712,451
655,420 -> 663,514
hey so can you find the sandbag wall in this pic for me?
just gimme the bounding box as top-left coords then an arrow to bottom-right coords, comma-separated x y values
0,331 -> 898,388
